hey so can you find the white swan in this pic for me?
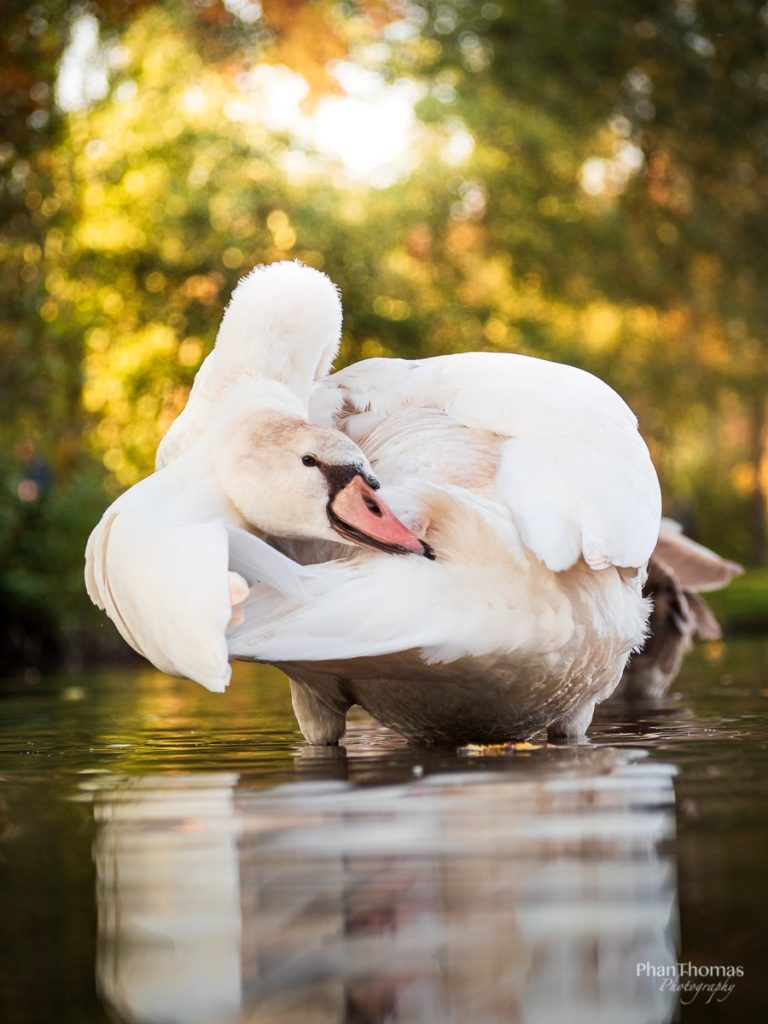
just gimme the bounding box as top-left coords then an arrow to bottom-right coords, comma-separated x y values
86,260 -> 664,744
85,263 -> 429,693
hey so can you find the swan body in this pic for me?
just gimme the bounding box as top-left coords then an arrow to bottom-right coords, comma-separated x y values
251,349 -> 661,742
86,260 -> 667,743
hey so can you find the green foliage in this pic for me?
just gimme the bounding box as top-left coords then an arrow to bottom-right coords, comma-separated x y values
0,448 -> 107,665
706,570 -> 768,632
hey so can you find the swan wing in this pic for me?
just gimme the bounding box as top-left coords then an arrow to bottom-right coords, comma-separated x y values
155,353 -> 220,470
86,508 -> 234,691
84,476 -> 323,691
317,352 -> 661,572
227,556 -> 447,663
653,518 -> 743,592
156,262 -> 341,469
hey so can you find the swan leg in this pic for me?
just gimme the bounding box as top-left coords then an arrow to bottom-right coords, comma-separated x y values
547,697 -> 596,742
547,669 -> 623,741
289,678 -> 351,746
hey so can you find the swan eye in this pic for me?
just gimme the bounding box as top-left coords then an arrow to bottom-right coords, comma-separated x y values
362,494 -> 383,517
301,454 -> 318,468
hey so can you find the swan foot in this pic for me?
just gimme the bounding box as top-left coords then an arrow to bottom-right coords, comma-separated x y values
289,678 -> 351,746
227,571 -> 249,627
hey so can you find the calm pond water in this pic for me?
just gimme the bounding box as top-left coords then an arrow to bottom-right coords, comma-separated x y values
1,638 -> 767,1024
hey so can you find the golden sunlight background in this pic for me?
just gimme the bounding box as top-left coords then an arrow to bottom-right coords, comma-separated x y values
2,0 -> 768,664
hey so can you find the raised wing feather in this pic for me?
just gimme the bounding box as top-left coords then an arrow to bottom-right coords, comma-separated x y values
653,518 -> 743,591
157,262 -> 341,469
317,351 -> 661,572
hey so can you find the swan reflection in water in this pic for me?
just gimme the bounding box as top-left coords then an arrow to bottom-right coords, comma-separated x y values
93,746 -> 679,1024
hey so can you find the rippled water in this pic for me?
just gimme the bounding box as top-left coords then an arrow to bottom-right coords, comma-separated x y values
1,639 -> 767,1023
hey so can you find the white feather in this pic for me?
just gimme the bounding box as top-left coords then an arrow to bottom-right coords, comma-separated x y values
318,351 -> 661,572
84,456 -> 327,692
228,486 -> 574,665
157,261 -> 341,469
85,456 -> 236,690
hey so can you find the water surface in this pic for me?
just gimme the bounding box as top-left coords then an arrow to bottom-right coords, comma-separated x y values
1,639 -> 766,1023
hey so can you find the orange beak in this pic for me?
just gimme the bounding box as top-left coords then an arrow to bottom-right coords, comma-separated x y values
328,476 -> 434,559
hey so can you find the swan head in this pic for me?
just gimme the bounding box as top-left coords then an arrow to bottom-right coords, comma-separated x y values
213,404 -> 434,558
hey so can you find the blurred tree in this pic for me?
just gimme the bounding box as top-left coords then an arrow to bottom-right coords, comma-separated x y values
0,0 -> 306,665
0,0 -> 103,667
2,0 -> 767,670
408,0 -> 768,561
